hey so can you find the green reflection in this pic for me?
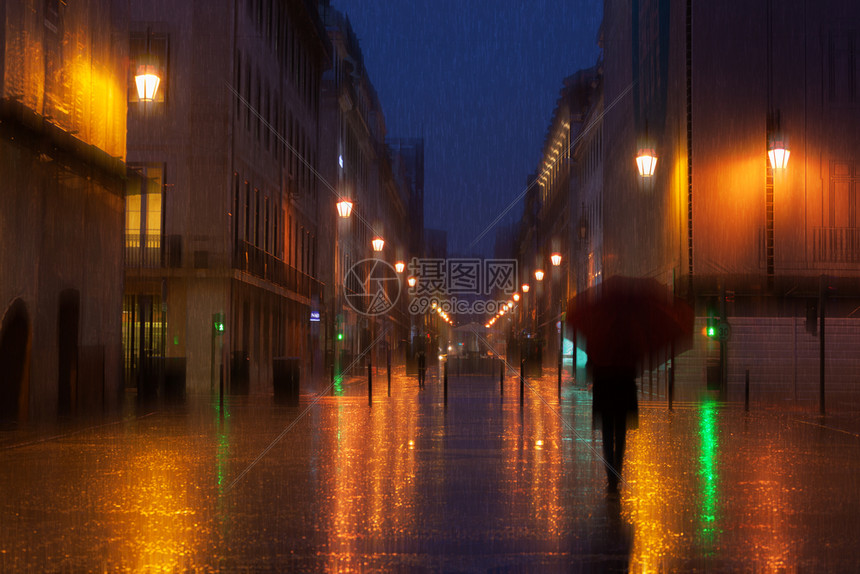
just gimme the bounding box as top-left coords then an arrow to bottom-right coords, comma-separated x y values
214,401 -> 231,488
698,399 -> 719,548
333,374 -> 343,396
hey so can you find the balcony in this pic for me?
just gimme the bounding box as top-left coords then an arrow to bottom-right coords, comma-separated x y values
233,240 -> 321,298
125,234 -> 182,268
813,227 -> 860,264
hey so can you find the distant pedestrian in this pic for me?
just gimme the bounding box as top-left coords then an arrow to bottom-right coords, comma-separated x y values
417,351 -> 426,388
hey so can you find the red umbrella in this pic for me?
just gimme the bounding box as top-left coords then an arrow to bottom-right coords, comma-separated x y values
566,275 -> 693,367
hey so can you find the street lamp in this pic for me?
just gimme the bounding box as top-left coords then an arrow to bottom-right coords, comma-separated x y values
371,237 -> 385,252
768,135 -> 790,169
394,261 -> 405,273
134,54 -> 161,102
407,276 -> 417,288
551,253 -> 562,267
636,146 -> 658,177
534,269 -> 545,281
336,199 -> 353,218
522,284 -> 530,293
513,293 -> 520,302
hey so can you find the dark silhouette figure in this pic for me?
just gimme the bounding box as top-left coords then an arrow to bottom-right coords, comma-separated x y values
590,361 -> 638,494
417,351 -> 426,388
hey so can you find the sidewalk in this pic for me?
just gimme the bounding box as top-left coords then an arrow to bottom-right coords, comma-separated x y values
1,369 -> 859,572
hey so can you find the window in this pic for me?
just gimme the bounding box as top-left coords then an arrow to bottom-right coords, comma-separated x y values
244,182 -> 250,242
125,164 -> 164,263
830,162 -> 858,227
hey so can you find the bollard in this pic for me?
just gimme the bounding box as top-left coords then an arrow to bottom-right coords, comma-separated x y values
368,358 -> 373,406
387,349 -> 391,397
557,352 -> 562,396
520,358 -> 525,406
745,369 -> 750,412
443,360 -> 448,404
219,363 -> 224,415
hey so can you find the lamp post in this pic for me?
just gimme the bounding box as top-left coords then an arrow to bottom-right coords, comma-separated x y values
552,253 -> 563,393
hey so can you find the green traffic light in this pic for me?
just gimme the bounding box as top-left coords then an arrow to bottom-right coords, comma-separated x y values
707,325 -> 716,337
337,333 -> 343,341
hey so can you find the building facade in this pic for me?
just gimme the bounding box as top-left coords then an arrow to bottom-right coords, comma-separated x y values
318,2 -> 415,378
0,0 -> 128,420
124,0 -> 330,396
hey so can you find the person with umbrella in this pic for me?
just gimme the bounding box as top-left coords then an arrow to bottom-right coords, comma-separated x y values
567,275 -> 693,494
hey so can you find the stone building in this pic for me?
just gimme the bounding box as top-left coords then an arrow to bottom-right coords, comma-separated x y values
0,0 -> 128,420
318,2 -> 415,378
124,0 -> 330,396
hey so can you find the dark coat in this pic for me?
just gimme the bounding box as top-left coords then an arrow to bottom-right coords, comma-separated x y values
590,363 -> 638,428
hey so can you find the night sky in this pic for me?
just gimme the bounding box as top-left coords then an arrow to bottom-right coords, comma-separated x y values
330,0 -> 603,257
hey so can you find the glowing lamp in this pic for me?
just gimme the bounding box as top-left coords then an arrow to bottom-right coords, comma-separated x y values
407,276 -> 417,288
551,253 -> 562,266
336,199 -> 353,218
394,261 -> 405,273
768,137 -> 790,169
134,58 -> 161,102
522,284 -> 530,293
534,269 -> 545,281
371,237 -> 385,252
513,293 -> 520,302
636,147 -> 658,177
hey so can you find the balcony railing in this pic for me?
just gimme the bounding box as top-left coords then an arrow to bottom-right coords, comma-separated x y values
125,234 -> 182,268
233,240 -> 321,298
814,227 -> 860,264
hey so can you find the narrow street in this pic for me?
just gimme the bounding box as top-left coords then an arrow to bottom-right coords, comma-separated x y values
2,369 -> 859,572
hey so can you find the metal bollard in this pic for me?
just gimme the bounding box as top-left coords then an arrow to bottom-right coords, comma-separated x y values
443,360 -> 448,404
520,358 -> 525,406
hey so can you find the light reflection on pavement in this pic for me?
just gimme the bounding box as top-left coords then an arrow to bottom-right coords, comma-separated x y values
2,367 -> 860,572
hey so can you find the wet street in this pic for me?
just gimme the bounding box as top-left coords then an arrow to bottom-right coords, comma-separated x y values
2,368 -> 860,573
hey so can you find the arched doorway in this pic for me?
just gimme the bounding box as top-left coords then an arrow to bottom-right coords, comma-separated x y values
0,299 -> 31,421
57,289 -> 80,415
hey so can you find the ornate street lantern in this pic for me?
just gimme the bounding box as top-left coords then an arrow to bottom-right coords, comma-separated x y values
636,146 -> 658,177
371,237 -> 385,252
407,276 -> 417,288
336,199 -> 353,218
551,253 -> 562,266
534,269 -> 545,281
522,284 -> 530,293
135,54 -> 161,102
768,135 -> 790,169
395,261 -> 405,273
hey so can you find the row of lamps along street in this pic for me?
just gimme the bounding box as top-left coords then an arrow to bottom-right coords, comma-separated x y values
485,253 -> 562,329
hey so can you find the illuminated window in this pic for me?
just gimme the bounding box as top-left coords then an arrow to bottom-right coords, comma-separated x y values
125,165 -> 164,265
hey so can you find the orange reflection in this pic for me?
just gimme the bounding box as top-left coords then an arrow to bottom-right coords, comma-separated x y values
325,393 -> 419,571
502,381 -> 565,542
622,410 -> 689,571
104,439 -> 211,571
